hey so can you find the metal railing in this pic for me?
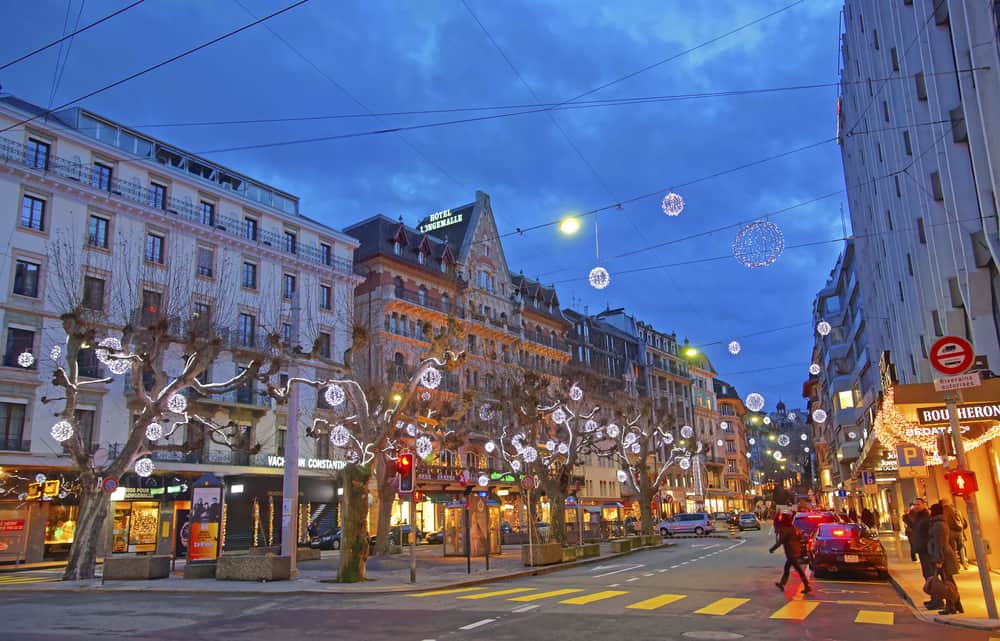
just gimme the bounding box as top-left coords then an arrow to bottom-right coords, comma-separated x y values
0,137 -> 353,276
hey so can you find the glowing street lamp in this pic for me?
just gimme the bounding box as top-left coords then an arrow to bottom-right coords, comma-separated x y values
559,217 -> 581,235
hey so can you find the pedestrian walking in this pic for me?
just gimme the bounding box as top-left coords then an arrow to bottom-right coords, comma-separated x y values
909,498 -> 936,582
848,507 -> 859,523
769,513 -> 811,594
939,498 -> 969,571
861,508 -> 876,529
902,503 -> 918,562
927,503 -> 963,615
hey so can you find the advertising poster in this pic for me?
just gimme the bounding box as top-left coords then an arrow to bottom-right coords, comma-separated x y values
187,486 -> 222,562
174,509 -> 190,558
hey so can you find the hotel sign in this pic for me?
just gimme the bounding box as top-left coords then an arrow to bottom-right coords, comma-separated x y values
916,401 -> 1000,425
418,209 -> 464,233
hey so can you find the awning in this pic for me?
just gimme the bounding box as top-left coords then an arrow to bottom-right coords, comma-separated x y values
602,502 -> 624,509
423,492 -> 453,504
582,506 -> 602,513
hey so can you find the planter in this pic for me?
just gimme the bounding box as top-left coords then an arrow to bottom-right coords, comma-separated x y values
183,562 -> 216,579
521,542 -> 562,566
560,547 -> 580,563
297,547 -> 321,562
216,555 -> 291,582
103,555 -> 171,580
610,539 -> 632,554
580,543 -> 601,558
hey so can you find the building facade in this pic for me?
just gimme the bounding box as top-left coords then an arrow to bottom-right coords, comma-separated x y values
0,97 -> 359,563
714,379 -> 753,513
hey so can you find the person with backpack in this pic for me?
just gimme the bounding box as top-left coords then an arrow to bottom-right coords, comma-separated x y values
769,512 -> 811,594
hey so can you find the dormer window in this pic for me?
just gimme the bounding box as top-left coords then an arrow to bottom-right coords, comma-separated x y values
418,251 -> 425,265
548,303 -> 554,314
393,241 -> 401,256
439,259 -> 447,273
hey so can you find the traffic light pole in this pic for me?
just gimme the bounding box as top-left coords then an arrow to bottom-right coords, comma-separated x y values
945,391 -> 998,619
409,492 -> 416,584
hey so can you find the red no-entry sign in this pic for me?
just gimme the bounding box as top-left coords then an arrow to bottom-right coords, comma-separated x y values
930,336 -> 975,376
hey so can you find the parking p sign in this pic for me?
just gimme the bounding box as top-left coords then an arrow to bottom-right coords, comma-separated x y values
896,443 -> 928,479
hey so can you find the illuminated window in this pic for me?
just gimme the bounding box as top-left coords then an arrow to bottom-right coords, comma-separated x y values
838,390 -> 855,409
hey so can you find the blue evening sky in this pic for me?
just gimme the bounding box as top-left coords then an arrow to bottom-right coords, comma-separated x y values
0,0 -> 846,410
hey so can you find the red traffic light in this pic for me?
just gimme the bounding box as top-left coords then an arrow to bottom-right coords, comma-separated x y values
945,469 -> 978,496
397,453 -> 415,494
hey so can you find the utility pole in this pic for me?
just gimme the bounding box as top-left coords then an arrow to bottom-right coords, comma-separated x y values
281,292 -> 301,575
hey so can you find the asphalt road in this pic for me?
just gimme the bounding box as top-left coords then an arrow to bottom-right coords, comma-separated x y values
0,530 -> 985,641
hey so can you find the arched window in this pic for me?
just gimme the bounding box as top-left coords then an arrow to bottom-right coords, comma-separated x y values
441,293 -> 449,312
499,312 -> 507,326
535,325 -> 543,343
418,285 -> 427,306
393,276 -> 404,298
550,331 -> 556,347
393,352 -> 406,381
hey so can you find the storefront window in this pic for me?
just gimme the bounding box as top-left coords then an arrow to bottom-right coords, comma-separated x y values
45,506 -> 77,545
113,501 -> 160,553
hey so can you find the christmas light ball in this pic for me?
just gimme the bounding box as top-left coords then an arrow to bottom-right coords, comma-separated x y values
134,458 -> 154,478
788,412 -> 797,420
511,459 -> 522,472
728,341 -> 741,355
662,432 -> 675,445
99,337 -> 122,351
558,443 -> 569,455
812,409 -> 828,423
847,430 -> 857,440
545,440 -> 556,452
584,419 -> 598,432
623,432 -> 637,446
108,358 -> 131,375
17,351 -> 34,368
416,436 -> 433,459
51,421 -> 73,442
421,391 -> 431,402
569,384 -> 584,401
330,424 -> 351,448
816,321 -> 832,336
746,452 -> 752,459
809,363 -> 821,376
716,439 -> 724,447
745,393 -> 765,413
720,421 -> 729,431
167,393 -> 187,414
631,442 -> 641,454
589,266 -> 610,290
35,474 -> 46,484
512,435 -> 525,452
773,451 -> 783,461
680,425 -> 694,439
804,447 -> 810,453
748,438 -> 756,445
606,423 -> 620,438
324,384 -> 346,407
484,441 -> 496,453
778,434 -> 790,447
763,416 -> 772,425
551,408 -> 567,425
50,345 -> 62,361
679,457 -> 691,470
800,433 -> 808,441
145,422 -> 163,441
661,191 -> 685,217
733,220 -> 784,268
522,447 -> 538,463
617,470 -> 629,483
406,423 -> 417,437
478,405 -> 494,421
419,367 -> 442,390
478,475 -> 489,487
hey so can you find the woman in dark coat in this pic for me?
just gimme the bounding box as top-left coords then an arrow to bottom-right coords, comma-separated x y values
927,503 -> 963,614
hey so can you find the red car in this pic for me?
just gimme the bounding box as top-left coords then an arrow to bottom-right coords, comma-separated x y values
807,522 -> 888,578
791,511 -> 840,559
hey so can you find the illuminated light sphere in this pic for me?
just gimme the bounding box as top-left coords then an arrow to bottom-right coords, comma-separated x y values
545,440 -> 556,452
746,452 -> 752,459
720,421 -> 729,431
728,341 -> 741,356
557,443 -> 569,455
589,266 -> 610,290
51,421 -> 73,442
631,442 -> 641,454
167,393 -> 187,414
569,384 -> 584,401
512,435 -> 525,452
680,425 -> 694,439
108,358 -> 131,375
551,408 -> 567,425
99,337 -> 122,351
788,412 -> 797,420
345,449 -> 359,463
522,447 -> 538,463
50,345 -> 62,361
478,405 -> 495,421
134,458 -> 155,478
606,423 -> 621,438
716,439 -> 724,447
617,470 -> 629,483
678,457 -> 691,470
809,363 -> 822,376
511,459 -> 522,472
661,191 -> 685,217
484,441 -> 496,454
17,492 -> 27,502
623,432 -> 637,446
816,321 -> 832,336
95,348 -> 110,364
35,474 -> 47,484
477,474 -> 489,487
812,409 -> 828,423
406,423 -> 417,437
745,393 -> 765,413
330,424 -> 351,448
416,436 -> 433,459
748,438 -> 756,445
17,351 -> 34,368
58,491 -> 67,499
763,416 -> 772,425
145,422 -> 163,441
773,451 -> 783,461
324,384 -> 346,407
662,432 -> 674,445
595,429 -> 604,439
800,433 -> 808,441
847,430 -> 858,440
421,391 -> 431,402
419,367 -> 442,390
733,219 -> 784,268
777,434 -> 790,447
804,447 -> 810,453
584,419 -> 598,432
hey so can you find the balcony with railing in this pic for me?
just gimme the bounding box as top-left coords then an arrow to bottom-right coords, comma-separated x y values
0,137 -> 353,276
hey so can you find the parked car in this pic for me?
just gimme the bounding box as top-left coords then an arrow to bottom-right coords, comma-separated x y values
792,511 -> 840,558
659,512 -> 713,536
712,512 -> 733,523
807,522 -> 888,578
424,530 -> 444,544
737,513 -> 760,531
371,524 -> 423,547
309,528 -> 342,550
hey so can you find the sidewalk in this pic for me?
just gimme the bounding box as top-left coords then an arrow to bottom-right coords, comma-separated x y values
0,540 -> 681,595
884,534 -> 1000,630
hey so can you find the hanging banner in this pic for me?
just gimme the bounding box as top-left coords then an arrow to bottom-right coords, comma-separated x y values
187,486 -> 222,563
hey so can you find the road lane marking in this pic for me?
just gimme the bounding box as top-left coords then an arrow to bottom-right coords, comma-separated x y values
626,594 -> 687,610
855,610 -> 894,625
459,619 -> 496,631
591,564 -> 621,571
459,588 -> 536,600
408,587 -> 485,597
594,564 -> 644,578
643,573 -> 654,577
608,583 -> 621,587
560,590 -> 629,605
770,600 -> 820,620
509,589 -> 584,602
627,577 -> 640,582
511,605 -> 539,613
694,597 -> 750,616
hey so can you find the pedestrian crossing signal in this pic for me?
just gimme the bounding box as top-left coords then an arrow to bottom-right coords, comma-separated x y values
945,469 -> 978,496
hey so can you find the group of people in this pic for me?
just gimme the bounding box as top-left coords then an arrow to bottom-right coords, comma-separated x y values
902,497 -> 969,615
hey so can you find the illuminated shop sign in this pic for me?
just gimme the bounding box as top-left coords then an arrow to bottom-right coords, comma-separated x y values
916,402 -> 1000,425
418,209 -> 464,233
265,455 -> 346,470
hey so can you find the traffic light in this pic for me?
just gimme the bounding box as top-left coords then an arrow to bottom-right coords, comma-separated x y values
397,452 -> 415,494
945,469 -> 978,497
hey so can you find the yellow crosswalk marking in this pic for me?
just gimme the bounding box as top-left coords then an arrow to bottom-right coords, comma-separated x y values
408,587 -> 485,597
459,588 -> 536,600
509,589 -> 584,602
694,597 -> 750,616
0,577 -> 50,584
855,610 -> 894,625
770,600 -> 820,620
626,594 -> 687,610
560,590 -> 629,605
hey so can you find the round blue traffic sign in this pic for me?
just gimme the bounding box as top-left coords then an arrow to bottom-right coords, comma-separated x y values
102,477 -> 119,493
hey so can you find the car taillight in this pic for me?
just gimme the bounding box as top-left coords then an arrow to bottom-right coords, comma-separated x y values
831,529 -> 846,537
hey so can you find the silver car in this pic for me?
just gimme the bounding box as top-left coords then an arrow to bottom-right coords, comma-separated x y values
659,512 -> 714,536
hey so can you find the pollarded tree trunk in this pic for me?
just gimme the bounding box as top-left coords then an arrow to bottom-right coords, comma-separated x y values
62,472 -> 108,581
338,463 -> 372,583
638,484 -> 655,536
548,490 -> 567,545
372,455 -> 395,556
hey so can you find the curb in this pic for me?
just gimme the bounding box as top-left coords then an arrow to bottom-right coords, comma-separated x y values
886,570 -> 1000,631
0,539 -> 701,597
